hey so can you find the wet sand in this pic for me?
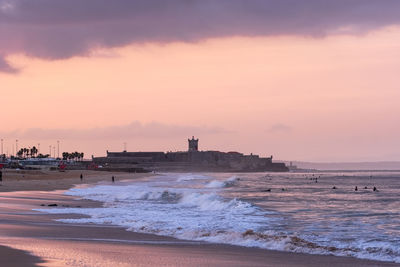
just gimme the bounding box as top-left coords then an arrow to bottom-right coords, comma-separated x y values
0,170 -> 398,266
0,244 -> 44,267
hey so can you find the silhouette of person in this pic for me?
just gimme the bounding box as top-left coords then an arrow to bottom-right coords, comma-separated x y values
373,186 -> 377,192
355,186 -> 358,191
112,176 -> 115,183
0,171 -> 2,182
80,173 -> 83,181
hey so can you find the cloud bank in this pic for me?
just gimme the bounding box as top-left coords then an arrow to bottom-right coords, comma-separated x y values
0,121 -> 226,140
1,0 -> 400,72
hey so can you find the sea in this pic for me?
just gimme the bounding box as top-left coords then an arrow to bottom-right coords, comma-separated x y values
37,171 -> 400,263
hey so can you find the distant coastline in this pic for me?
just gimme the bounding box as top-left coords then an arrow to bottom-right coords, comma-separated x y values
285,161 -> 400,171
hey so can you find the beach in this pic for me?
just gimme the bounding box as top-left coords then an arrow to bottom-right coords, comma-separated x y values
0,170 -> 398,266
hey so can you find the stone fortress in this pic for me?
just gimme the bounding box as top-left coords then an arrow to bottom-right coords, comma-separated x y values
93,137 -> 289,172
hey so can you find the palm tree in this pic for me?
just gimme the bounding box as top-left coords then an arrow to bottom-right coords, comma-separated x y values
30,146 -> 38,158
17,149 -> 23,158
23,148 -> 28,158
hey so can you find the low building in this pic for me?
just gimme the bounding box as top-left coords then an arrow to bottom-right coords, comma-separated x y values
93,137 -> 288,172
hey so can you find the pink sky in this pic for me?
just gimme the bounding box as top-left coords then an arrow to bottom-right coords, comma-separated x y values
1,2 -> 400,162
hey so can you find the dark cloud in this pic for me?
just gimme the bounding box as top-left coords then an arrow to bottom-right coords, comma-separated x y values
1,0 -> 400,72
0,121 -> 227,140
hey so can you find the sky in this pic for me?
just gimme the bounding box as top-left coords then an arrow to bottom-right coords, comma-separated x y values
1,0 -> 400,162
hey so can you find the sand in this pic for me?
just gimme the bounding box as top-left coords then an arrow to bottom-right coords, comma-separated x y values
0,245 -> 44,267
0,169 -> 153,192
0,169 -> 398,266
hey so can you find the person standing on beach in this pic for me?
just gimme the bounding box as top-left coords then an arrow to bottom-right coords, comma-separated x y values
112,176 -> 115,183
80,173 -> 83,181
0,171 -> 2,182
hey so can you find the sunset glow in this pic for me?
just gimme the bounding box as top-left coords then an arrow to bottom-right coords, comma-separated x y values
1,1 -> 400,162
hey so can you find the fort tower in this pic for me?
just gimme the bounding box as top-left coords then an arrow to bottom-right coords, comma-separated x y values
188,136 -> 199,152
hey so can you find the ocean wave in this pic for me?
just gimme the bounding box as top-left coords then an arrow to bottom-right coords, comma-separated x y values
34,173 -> 400,264
33,202 -> 400,263
205,176 -> 239,188
176,173 -> 212,182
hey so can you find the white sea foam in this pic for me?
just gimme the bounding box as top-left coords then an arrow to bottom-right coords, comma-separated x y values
176,173 -> 211,182
36,176 -> 273,249
35,173 -> 400,263
205,176 -> 238,188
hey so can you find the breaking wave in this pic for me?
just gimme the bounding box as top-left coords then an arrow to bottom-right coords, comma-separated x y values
176,173 -> 211,182
35,173 -> 400,263
205,176 -> 239,188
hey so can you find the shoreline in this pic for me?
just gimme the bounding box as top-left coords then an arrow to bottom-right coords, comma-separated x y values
0,170 -> 398,266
